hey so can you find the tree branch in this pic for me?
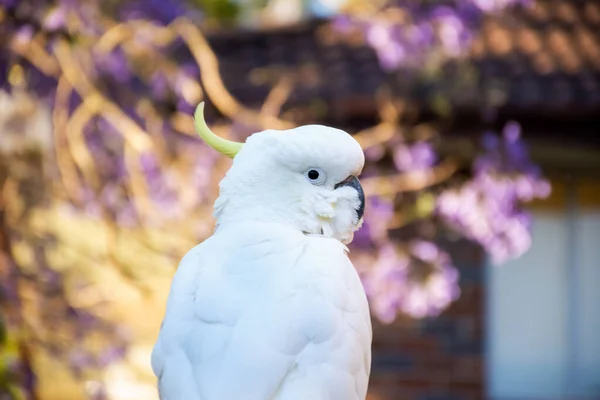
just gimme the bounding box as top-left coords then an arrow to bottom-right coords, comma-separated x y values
362,159 -> 457,196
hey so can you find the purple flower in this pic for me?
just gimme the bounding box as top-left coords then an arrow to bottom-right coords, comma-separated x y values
361,243 -> 410,323
150,71 -> 170,100
503,121 -> 521,142
98,346 -> 127,368
364,144 -> 385,162
469,0 -> 531,12
0,0 -> 18,9
94,49 -> 132,83
431,7 -> 470,56
350,195 -> 394,248
437,122 -> 550,264
140,152 -> 181,219
69,349 -> 94,376
177,98 -> 195,114
393,141 -> 437,172
116,203 -> 137,227
333,0 -> 526,70
13,25 -> 34,45
43,6 -> 68,31
359,241 -> 460,321
406,240 -> 460,317
411,240 -> 440,263
118,0 -> 199,24
331,15 -> 353,33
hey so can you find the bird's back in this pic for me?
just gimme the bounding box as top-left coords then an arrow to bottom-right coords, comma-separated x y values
152,220 -> 372,400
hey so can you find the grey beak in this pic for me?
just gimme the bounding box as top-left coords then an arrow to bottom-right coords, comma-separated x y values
335,175 -> 365,221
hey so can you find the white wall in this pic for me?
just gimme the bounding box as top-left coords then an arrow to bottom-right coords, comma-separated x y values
487,210 -> 600,400
576,212 -> 600,395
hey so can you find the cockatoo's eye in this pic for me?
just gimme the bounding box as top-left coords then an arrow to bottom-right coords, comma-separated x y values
305,168 -> 326,185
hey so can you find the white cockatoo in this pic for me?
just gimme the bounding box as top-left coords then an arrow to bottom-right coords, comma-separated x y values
151,103 -> 372,400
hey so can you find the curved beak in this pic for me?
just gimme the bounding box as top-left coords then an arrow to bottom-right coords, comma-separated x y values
335,175 -> 365,221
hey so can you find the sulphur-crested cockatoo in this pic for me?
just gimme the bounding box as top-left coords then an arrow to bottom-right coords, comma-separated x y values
151,103 -> 372,400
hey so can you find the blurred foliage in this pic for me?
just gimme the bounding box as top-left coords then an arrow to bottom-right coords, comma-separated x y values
193,0 -> 240,23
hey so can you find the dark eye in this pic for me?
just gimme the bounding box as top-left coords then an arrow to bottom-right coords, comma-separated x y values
305,168 -> 326,185
308,170 -> 320,180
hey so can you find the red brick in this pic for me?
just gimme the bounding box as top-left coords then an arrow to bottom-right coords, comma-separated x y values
367,383 -> 420,400
376,336 -> 441,356
367,239 -> 486,400
372,317 -> 421,342
401,336 -> 442,351
443,299 -> 483,317
446,381 -> 483,392
452,356 -> 484,382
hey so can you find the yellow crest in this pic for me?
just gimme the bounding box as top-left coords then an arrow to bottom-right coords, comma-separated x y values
194,102 -> 243,158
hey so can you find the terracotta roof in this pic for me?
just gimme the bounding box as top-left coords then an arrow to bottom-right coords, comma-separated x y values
205,0 -> 600,121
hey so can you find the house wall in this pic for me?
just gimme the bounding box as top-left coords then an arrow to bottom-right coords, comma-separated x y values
487,178 -> 600,400
367,178 -> 600,400
367,240 -> 486,400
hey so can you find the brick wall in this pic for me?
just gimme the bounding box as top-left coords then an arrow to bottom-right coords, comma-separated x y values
367,240 -> 486,400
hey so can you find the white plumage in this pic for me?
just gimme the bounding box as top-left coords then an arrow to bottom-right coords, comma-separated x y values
152,109 -> 372,400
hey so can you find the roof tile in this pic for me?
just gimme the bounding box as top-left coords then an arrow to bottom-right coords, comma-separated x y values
205,0 -> 600,116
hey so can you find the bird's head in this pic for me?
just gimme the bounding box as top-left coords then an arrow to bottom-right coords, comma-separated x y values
195,103 -> 365,244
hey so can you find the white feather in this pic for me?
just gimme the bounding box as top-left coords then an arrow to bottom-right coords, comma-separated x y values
152,220 -> 371,400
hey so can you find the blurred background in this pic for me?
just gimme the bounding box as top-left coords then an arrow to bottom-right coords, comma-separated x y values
0,0 -> 599,399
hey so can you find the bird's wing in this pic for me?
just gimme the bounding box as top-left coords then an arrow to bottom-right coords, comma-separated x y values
152,222 -> 371,400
